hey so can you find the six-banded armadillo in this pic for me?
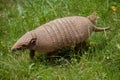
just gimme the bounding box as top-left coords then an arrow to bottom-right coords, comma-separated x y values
11,12 -> 110,59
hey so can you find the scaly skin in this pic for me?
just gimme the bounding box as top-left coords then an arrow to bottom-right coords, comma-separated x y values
11,12 -> 110,59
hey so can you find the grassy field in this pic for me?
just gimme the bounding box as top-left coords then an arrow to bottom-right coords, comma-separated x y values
0,0 -> 120,80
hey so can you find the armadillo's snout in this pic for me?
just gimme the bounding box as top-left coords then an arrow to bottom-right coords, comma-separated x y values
11,45 -> 21,52
11,47 -> 17,52
11,47 -> 22,51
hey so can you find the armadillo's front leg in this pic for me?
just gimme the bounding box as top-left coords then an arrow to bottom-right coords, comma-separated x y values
29,50 -> 35,59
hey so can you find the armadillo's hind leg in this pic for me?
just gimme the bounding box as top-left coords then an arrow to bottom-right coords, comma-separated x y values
75,41 -> 89,54
29,50 -> 35,59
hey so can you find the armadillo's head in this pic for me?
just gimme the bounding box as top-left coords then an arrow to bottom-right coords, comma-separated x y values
87,12 -> 100,23
11,31 -> 36,51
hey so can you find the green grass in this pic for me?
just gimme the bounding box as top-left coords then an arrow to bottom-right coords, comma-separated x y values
0,0 -> 120,80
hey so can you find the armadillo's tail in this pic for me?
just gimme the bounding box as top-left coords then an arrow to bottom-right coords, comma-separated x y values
94,26 -> 110,32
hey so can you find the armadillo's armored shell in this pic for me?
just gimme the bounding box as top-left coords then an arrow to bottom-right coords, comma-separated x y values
33,16 -> 94,53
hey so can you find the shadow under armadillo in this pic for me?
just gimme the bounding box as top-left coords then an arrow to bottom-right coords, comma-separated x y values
35,41 -> 90,65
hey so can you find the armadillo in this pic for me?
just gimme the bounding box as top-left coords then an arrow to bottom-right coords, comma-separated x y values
11,12 -> 110,59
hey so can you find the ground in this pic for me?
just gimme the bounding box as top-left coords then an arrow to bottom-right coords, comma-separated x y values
0,0 -> 120,80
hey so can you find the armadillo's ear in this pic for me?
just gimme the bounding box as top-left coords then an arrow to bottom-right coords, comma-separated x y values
30,38 -> 37,45
91,11 -> 97,15
87,12 -> 99,23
